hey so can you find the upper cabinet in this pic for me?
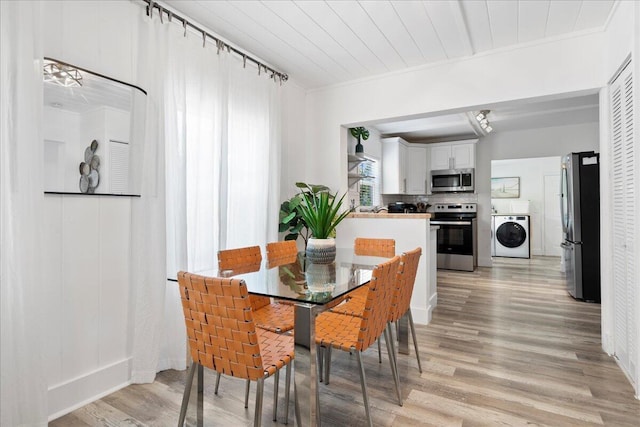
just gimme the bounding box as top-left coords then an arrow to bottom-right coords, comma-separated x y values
405,144 -> 428,194
382,137 -> 407,194
429,140 -> 477,170
381,137 -> 427,195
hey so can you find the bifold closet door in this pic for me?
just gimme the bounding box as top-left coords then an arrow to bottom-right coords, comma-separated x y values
609,59 -> 637,387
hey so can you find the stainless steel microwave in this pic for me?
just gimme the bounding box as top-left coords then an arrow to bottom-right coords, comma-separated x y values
431,168 -> 474,193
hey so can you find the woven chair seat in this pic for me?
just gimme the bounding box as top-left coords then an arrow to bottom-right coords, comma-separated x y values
252,302 -> 294,333
315,311 -> 365,352
255,328 -> 294,378
330,285 -> 368,317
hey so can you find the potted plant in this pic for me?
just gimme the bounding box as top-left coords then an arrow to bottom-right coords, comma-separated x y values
278,182 -> 331,250
296,182 -> 350,264
350,126 -> 370,154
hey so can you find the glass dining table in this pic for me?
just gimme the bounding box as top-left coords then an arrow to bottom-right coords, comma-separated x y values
173,248 -> 391,426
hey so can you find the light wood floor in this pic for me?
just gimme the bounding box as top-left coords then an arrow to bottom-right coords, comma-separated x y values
51,256 -> 640,426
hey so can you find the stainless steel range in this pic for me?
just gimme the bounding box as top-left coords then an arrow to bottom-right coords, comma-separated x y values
429,203 -> 477,272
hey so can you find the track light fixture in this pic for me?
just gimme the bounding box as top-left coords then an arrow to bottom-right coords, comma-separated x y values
475,110 -> 493,133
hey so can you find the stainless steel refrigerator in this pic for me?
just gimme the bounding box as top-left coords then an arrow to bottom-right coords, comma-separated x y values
560,152 -> 601,302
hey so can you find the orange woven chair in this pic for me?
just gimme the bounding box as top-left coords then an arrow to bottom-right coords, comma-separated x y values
354,237 -> 395,257
386,247 -> 423,376
218,245 -> 263,269
218,246 -> 294,334
266,240 -> 298,266
331,237 -> 395,318
315,256 -> 402,427
216,246 -> 295,417
177,272 -> 294,427
328,247 -> 422,389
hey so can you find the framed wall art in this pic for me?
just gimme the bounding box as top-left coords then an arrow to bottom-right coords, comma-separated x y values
491,177 -> 520,198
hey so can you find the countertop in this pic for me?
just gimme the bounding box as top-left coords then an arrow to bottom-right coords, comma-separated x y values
347,212 -> 432,219
491,213 -> 530,216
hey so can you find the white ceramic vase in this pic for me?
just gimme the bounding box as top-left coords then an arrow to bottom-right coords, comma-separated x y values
305,237 -> 336,264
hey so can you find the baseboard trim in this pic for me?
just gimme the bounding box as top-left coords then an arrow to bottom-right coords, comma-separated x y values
48,358 -> 132,421
411,307 -> 429,325
427,292 -> 438,323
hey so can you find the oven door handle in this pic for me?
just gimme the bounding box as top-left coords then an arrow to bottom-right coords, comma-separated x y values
430,220 -> 472,226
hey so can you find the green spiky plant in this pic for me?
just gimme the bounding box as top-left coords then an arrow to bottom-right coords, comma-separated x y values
278,182 -> 349,249
296,183 -> 350,240
279,182 -> 331,248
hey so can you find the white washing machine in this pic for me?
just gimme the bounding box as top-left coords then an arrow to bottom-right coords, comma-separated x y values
493,215 -> 530,258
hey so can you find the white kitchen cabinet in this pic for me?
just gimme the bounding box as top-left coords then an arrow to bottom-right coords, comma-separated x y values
429,140 -> 477,170
405,144 -> 428,194
381,137 -> 408,194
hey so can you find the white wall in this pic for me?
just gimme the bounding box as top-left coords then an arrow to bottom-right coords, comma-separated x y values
44,107 -> 82,191
41,0 -> 310,419
42,1 -> 142,419
491,156 -> 561,256
476,122 -> 599,266
304,31 -> 606,194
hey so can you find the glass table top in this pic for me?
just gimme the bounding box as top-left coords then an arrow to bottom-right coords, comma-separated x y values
171,248 -> 391,305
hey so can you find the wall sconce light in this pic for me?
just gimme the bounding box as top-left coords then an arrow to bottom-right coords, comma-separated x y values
475,110 -> 493,133
43,61 -> 83,88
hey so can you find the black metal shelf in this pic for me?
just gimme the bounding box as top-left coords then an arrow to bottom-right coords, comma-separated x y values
44,191 -> 141,197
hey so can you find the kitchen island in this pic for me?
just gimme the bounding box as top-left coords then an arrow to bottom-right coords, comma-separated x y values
335,213 -> 436,325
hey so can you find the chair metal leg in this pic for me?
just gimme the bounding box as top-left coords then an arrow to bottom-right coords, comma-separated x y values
294,380 -> 301,427
408,310 -> 423,373
384,327 -> 402,406
284,362 -> 292,425
178,363 -> 197,426
355,350 -> 373,427
197,364 -> 203,427
254,378 -> 264,427
273,371 -> 279,422
317,346 -> 324,383
377,338 -> 382,363
244,379 -> 251,408
214,372 -> 221,395
387,322 -> 398,372
324,346 -> 332,385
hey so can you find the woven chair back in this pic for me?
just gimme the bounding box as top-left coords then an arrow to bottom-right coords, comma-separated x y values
266,241 -> 298,267
218,246 -> 269,310
218,245 -> 263,270
354,238 -> 395,258
356,256 -> 400,351
389,247 -> 422,323
266,240 -> 297,259
178,272 -> 266,381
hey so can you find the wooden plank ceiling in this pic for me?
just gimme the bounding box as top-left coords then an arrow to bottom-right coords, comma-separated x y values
163,0 -> 616,89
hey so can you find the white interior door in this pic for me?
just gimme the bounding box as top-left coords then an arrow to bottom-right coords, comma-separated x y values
543,174 -> 562,256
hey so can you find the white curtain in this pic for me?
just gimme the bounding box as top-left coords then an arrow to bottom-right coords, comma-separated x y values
131,11 -> 282,381
0,1 -> 48,426
129,8 -> 170,383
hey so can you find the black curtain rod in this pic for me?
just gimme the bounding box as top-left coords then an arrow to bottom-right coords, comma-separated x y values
143,0 -> 289,84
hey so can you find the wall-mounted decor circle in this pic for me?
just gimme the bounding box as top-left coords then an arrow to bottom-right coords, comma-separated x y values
79,162 -> 89,175
79,175 -> 89,193
90,155 -> 100,170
